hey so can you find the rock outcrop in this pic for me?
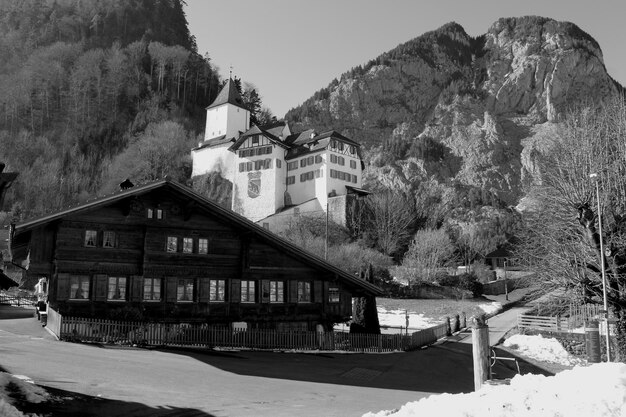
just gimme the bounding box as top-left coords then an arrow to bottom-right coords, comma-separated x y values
286,16 -> 622,205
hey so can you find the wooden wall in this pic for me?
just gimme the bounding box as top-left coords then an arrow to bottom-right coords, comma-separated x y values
35,189 -> 355,329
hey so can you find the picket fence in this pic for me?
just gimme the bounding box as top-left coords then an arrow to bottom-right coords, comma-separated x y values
53,311 -> 450,352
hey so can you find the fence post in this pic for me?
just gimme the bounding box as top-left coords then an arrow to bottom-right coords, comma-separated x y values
471,314 -> 490,391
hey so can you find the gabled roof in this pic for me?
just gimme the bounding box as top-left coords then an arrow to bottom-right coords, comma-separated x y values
284,130 -> 361,160
206,78 -> 248,111
228,125 -> 290,151
191,135 -> 232,151
11,179 -> 382,296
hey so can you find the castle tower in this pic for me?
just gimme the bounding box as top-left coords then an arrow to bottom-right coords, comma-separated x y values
191,79 -> 251,180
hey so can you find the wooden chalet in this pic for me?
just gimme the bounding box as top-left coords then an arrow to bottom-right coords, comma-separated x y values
9,179 -> 382,331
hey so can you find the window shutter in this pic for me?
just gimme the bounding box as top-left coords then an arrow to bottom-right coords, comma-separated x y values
166,277 -> 177,302
94,274 -> 108,301
314,280 -> 323,303
199,278 -> 211,303
230,279 -> 241,302
131,276 -> 143,302
56,273 -> 70,301
261,280 -> 270,303
289,280 -> 298,302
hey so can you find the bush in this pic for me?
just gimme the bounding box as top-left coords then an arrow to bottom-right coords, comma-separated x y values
434,273 -> 483,297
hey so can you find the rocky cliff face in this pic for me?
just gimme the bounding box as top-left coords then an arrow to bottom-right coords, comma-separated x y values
286,16 -> 622,205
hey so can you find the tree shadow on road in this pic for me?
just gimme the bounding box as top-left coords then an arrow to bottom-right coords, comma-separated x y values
156,339 -> 553,394
14,384 -> 215,417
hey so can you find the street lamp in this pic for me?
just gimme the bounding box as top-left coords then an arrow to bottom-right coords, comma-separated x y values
590,172 -> 611,362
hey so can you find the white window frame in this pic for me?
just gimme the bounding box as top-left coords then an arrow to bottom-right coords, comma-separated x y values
209,279 -> 226,302
166,236 -> 178,252
241,280 -> 255,303
107,276 -> 127,301
182,237 -> 193,254
177,278 -> 194,302
269,281 -> 284,303
297,281 -> 311,303
70,275 -> 90,300
143,277 -> 161,301
198,238 -> 208,254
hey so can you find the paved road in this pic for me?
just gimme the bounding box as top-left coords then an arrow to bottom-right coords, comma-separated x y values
450,306 -> 530,346
0,303 -> 543,417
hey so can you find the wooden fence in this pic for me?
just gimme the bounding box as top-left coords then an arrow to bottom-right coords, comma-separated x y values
54,316 -> 452,352
518,314 -> 573,332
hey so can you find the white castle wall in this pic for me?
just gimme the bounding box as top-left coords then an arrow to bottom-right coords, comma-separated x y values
204,105 -> 249,141
191,143 -> 236,181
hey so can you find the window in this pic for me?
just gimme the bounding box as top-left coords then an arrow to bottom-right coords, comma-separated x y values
156,209 -> 163,220
350,160 -> 357,169
264,158 -> 272,169
209,279 -> 226,302
252,135 -> 259,145
270,281 -> 284,303
84,230 -> 97,247
300,159 -> 306,168
286,176 -> 295,185
70,275 -> 90,300
276,159 -> 282,168
338,142 -> 344,151
315,155 -> 322,164
177,278 -> 194,301
107,277 -> 127,301
182,237 -> 193,253
307,156 -> 314,165
263,222 -> 270,230
338,156 -> 345,166
246,161 -> 253,171
307,171 -> 314,180
352,174 -> 358,183
147,208 -> 154,219
287,161 -> 298,171
255,160 -> 262,170
143,278 -> 161,301
297,282 -> 311,302
330,169 -> 337,179
167,236 -> 178,252
330,154 -> 337,164
300,173 -> 306,182
239,162 -> 245,172
328,287 -> 340,303
241,280 -> 255,303
103,231 -> 116,248
330,139 -> 337,149
350,145 -> 356,154
198,238 -> 208,254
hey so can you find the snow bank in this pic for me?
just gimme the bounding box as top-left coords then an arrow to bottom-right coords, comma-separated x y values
503,334 -> 586,366
0,372 -> 49,416
364,363 -> 626,417
478,302 -> 502,316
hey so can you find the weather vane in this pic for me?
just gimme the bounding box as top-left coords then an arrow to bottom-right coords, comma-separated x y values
229,65 -> 233,79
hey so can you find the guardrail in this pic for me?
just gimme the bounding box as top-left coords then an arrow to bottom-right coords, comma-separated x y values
518,313 -> 571,332
0,292 -> 37,307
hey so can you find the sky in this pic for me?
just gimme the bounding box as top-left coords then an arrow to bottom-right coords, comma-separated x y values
185,0 -> 626,119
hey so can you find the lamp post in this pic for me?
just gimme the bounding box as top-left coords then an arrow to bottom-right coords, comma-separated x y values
503,259 -> 509,301
590,172 -> 611,362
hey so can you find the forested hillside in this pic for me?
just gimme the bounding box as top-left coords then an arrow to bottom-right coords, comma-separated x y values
0,0 -> 268,220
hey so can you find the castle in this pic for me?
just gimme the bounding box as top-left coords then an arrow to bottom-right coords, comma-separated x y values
191,79 -> 367,232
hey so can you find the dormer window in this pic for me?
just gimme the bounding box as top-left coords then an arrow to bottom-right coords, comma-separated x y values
252,136 -> 259,145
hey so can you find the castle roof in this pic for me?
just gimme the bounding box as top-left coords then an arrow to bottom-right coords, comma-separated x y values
284,130 -> 361,160
206,78 -> 247,111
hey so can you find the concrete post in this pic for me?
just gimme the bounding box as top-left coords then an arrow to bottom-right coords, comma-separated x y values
471,314 -> 490,391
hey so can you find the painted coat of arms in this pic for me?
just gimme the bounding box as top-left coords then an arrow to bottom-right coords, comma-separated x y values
248,172 -> 261,198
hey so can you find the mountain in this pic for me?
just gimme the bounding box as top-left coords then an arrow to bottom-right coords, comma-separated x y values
286,17 -> 622,205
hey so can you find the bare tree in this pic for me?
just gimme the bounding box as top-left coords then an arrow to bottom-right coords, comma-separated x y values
364,190 -> 416,257
400,228 -> 455,283
519,96 -> 626,360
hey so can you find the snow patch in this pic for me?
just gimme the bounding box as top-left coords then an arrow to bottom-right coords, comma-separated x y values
364,363 -> 626,417
503,334 -> 586,366
478,302 -> 502,315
